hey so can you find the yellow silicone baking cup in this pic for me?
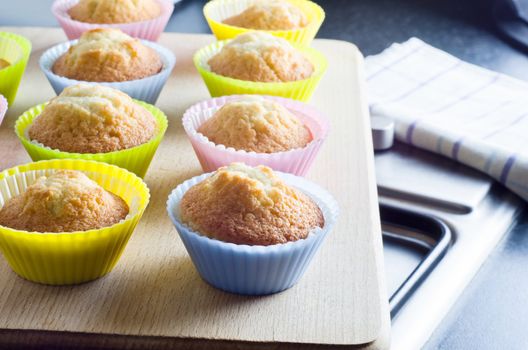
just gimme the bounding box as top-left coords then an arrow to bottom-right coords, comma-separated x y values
193,39 -> 328,102
0,159 -> 150,285
0,32 -> 32,106
15,100 -> 168,178
203,0 -> 325,46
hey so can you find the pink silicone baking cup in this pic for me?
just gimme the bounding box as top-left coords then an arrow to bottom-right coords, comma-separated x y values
52,0 -> 174,41
0,94 -> 7,126
182,95 -> 329,176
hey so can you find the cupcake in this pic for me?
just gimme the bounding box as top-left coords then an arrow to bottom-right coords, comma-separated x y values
52,0 -> 174,41
180,163 -> 324,246
0,31 -> 32,106
15,84 -> 168,177
223,0 -> 308,30
203,0 -> 325,46
68,0 -> 161,24
0,170 -> 129,233
0,159 -> 150,285
199,96 -> 311,152
53,28 -> 163,82
208,31 -> 313,83
167,163 -> 339,295
40,28 -> 175,103
183,95 -> 329,175
28,84 -> 157,153
193,32 -> 327,101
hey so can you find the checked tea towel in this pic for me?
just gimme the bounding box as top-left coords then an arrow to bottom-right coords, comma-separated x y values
366,38 -> 528,202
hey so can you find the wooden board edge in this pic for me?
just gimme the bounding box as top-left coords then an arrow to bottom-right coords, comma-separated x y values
0,329 -> 391,350
332,39 -> 391,348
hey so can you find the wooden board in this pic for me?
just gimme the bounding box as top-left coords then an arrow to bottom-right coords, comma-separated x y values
0,27 -> 390,349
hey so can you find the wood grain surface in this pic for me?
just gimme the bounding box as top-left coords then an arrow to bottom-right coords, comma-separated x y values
0,27 -> 390,349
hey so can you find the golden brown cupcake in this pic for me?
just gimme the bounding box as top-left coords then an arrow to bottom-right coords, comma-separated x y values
0,170 -> 129,233
207,32 -> 314,82
28,84 -> 157,154
52,28 -> 163,82
68,0 -> 161,24
223,0 -> 308,30
180,163 -> 324,246
0,58 -> 10,70
198,96 -> 311,153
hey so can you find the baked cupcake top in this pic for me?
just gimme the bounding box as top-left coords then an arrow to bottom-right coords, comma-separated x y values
223,0 -> 308,30
180,163 -> 324,246
207,32 -> 314,82
28,84 -> 157,154
68,0 -> 161,24
0,58 -> 10,70
198,96 -> 312,153
0,170 -> 129,233
52,28 -> 163,82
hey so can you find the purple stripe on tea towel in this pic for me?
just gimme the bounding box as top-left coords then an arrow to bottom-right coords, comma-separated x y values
452,138 -> 464,160
500,154 -> 517,184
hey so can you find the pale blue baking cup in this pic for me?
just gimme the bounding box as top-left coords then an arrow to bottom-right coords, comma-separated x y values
39,39 -> 175,104
166,171 -> 339,295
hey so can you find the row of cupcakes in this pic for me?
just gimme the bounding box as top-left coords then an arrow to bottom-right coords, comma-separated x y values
0,0 -> 327,110
0,0 -> 327,116
14,84 -> 328,177
0,159 -> 337,295
37,27 -> 327,104
51,0 -> 324,45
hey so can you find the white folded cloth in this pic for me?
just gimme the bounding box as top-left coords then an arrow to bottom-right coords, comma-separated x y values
365,38 -> 528,202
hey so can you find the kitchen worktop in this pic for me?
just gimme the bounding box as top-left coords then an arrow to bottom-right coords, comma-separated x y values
2,0 -> 528,349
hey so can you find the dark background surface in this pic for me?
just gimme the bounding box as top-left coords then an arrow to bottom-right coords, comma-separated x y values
3,0 -> 528,349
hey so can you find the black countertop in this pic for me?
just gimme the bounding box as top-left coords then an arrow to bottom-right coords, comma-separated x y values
2,1 -> 528,348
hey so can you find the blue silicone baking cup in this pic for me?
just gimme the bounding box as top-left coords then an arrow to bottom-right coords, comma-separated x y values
39,39 -> 176,104
166,171 -> 339,295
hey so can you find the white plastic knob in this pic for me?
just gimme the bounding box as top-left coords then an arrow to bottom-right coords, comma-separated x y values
371,116 -> 394,151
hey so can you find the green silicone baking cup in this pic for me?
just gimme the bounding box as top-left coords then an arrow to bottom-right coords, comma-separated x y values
193,39 -> 328,102
0,32 -> 31,106
14,100 -> 168,178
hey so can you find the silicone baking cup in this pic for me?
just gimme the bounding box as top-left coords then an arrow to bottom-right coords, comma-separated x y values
0,95 -> 6,127
0,159 -> 150,285
39,39 -> 176,104
183,95 -> 329,175
167,171 -> 339,295
193,39 -> 327,102
14,100 -> 168,178
0,32 -> 31,106
52,0 -> 174,41
203,0 -> 325,46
